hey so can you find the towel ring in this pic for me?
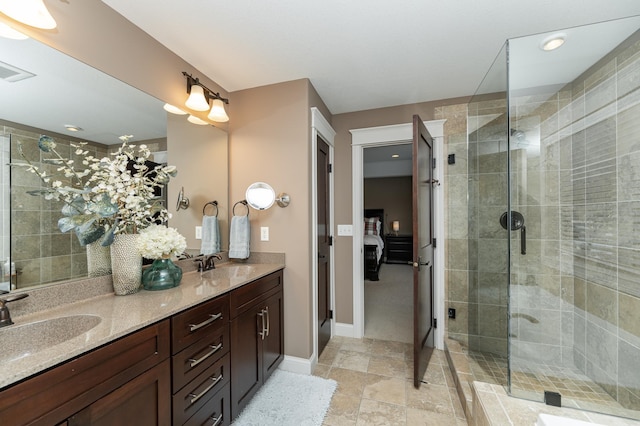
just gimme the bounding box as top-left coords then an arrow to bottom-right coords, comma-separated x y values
233,200 -> 249,217
203,200 -> 219,217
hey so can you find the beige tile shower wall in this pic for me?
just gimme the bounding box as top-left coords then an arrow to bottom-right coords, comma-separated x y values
8,126 -> 108,288
435,103 -> 476,347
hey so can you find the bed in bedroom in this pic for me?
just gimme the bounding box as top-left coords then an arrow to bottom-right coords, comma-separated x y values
363,209 -> 385,281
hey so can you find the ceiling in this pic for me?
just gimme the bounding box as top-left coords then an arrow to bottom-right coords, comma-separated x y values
102,0 -> 640,114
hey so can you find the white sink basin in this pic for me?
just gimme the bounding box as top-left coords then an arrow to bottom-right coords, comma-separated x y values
0,315 -> 102,362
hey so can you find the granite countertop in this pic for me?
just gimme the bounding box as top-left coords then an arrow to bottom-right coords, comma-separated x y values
0,258 -> 284,390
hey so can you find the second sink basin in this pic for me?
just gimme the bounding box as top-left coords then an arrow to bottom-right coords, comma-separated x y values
0,314 -> 102,362
204,265 -> 257,278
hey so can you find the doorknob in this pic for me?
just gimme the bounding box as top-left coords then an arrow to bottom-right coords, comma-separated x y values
412,260 -> 431,268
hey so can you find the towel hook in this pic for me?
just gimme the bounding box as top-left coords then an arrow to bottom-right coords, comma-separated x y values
233,200 -> 249,217
203,200 -> 219,217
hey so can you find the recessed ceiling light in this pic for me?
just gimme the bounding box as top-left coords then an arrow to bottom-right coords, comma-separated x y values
64,124 -> 83,132
392,154 -> 400,158
540,33 -> 566,51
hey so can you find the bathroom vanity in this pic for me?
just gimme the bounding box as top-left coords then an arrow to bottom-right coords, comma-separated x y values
0,262 -> 284,426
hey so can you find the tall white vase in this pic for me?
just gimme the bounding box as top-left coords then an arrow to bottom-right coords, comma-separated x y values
110,234 -> 142,295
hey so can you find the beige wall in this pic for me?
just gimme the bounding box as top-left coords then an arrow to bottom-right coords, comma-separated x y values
332,98 -> 470,324
364,177 -> 412,236
228,79 -> 331,358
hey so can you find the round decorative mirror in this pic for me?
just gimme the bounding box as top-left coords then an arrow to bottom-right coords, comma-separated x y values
245,182 -> 276,210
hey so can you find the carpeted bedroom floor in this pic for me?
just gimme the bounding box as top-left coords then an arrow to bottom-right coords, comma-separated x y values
364,263 -> 413,344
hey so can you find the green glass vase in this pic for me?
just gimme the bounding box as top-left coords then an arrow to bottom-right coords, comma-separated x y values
142,258 -> 182,291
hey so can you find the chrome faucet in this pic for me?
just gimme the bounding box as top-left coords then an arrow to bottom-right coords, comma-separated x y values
194,254 -> 222,272
0,290 -> 29,327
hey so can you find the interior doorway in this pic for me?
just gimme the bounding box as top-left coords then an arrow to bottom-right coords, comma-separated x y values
363,143 -> 413,343
349,120 -> 446,351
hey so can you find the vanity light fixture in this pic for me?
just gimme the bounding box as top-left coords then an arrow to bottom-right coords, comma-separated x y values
0,0 -> 57,29
182,71 -> 230,122
245,182 -> 290,210
0,22 -> 27,39
163,103 -> 187,115
540,33 -> 566,51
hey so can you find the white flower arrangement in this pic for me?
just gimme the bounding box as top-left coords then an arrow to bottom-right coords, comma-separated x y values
11,135 -> 177,246
137,224 -> 187,259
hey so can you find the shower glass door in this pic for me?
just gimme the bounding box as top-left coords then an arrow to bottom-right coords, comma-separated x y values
506,17 -> 640,420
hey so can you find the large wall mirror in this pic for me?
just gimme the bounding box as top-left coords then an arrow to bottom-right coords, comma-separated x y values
0,36 -> 228,291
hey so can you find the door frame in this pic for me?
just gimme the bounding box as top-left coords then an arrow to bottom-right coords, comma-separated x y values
349,119 -> 445,350
311,107 -> 336,368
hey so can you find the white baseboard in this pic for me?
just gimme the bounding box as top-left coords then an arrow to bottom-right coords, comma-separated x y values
335,322 -> 356,338
279,355 -> 314,375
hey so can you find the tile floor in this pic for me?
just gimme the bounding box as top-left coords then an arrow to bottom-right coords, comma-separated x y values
313,336 -> 468,425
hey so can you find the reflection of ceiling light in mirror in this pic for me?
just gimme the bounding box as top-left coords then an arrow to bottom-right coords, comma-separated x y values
207,98 -> 229,122
163,103 -> 187,115
0,0 -> 57,29
64,124 -> 83,132
540,33 -> 566,51
0,22 -> 27,39
187,115 -> 208,125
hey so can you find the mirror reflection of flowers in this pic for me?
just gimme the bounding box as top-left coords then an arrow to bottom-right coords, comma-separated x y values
10,134 -> 177,246
137,224 -> 186,260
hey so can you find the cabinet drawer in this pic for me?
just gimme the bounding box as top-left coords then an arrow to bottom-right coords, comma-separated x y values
172,294 -> 229,354
230,270 -> 283,319
183,382 -> 230,426
0,320 -> 170,426
173,353 -> 230,426
173,324 -> 229,391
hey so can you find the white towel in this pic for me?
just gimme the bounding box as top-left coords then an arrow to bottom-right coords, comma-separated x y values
200,215 -> 221,255
229,215 -> 250,259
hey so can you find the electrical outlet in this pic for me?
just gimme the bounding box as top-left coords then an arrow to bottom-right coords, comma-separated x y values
260,227 -> 269,241
195,226 -> 202,240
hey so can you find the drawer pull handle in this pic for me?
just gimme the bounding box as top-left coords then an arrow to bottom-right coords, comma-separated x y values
189,313 -> 222,332
189,373 -> 223,404
209,413 -> 223,426
188,343 -> 223,368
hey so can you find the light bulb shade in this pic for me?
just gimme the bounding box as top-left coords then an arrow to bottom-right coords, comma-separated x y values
0,0 -> 57,29
392,221 -> 400,232
0,22 -> 27,39
187,115 -> 208,125
185,84 -> 209,111
208,98 -> 229,122
163,103 -> 187,115
246,182 -> 276,210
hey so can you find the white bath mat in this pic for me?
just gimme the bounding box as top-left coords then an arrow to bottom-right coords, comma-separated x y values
232,369 -> 337,426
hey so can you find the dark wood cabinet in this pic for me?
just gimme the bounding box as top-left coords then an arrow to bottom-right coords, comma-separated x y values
68,359 -> 171,426
0,320 -> 170,426
229,270 -> 284,418
385,234 -> 413,264
0,268 -> 284,426
171,294 -> 231,426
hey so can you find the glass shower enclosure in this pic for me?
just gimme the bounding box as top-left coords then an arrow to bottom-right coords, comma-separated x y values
467,15 -> 640,420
